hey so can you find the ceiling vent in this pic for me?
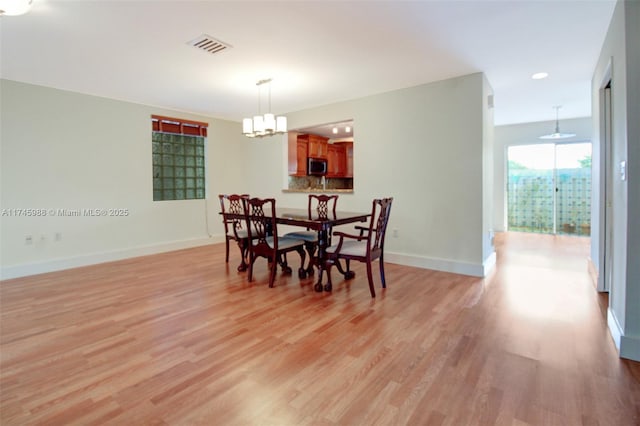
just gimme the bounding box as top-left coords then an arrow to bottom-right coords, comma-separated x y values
187,34 -> 231,55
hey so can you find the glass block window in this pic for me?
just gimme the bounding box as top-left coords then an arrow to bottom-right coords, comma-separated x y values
151,115 -> 208,201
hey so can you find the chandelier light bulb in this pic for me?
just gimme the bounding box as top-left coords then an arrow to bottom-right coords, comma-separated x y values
276,116 -> 287,133
264,113 -> 276,132
253,115 -> 264,133
242,118 -> 253,135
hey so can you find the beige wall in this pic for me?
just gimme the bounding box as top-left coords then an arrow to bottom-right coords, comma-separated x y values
250,73 -> 494,275
482,75 -> 495,264
1,73 -> 494,279
0,79 -> 244,278
591,0 -> 640,361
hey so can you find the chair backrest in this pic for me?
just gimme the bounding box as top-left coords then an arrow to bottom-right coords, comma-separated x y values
219,194 -> 249,238
308,194 -> 338,220
244,197 -> 278,256
366,197 -> 393,256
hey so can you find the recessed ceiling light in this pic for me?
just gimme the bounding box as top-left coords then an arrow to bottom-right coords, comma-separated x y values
332,127 -> 338,134
0,0 -> 33,15
532,72 -> 549,80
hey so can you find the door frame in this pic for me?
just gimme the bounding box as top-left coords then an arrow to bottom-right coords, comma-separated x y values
597,59 -> 613,293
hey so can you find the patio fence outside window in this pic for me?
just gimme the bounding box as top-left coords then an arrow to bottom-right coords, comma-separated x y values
507,167 -> 591,235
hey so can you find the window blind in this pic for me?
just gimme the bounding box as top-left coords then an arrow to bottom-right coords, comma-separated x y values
151,115 -> 208,137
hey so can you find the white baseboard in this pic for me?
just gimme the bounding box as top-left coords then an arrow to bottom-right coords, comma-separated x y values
607,308 -> 640,361
3,242 -> 493,281
483,251 -> 497,276
0,235 -> 225,280
608,308 -> 623,349
620,335 -> 640,361
385,250 -> 496,278
587,257 -> 600,290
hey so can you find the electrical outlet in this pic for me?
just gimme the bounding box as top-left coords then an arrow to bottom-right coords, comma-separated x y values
55,232 -> 62,242
393,228 -> 399,238
25,235 -> 33,245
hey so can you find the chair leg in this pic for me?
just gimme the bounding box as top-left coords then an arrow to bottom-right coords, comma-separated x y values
237,239 -> 248,272
366,261 -> 376,298
314,268 -> 324,292
279,253 -> 292,274
248,253 -> 255,282
269,254 -> 278,288
323,259 -> 334,292
304,242 -> 316,275
296,247 -> 307,279
379,257 -> 387,288
343,259 -> 355,280
225,238 -> 230,263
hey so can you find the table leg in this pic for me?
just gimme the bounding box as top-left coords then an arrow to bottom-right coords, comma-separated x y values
314,229 -> 329,292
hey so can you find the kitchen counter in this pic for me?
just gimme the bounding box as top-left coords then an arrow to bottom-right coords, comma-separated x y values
287,175 -> 353,193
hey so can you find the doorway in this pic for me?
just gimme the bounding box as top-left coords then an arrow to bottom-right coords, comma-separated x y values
601,80 -> 613,292
507,142 -> 592,235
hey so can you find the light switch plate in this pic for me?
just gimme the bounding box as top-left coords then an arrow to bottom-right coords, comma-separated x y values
620,160 -> 626,181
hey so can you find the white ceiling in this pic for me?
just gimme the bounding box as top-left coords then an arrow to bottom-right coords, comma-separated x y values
0,0 -> 616,126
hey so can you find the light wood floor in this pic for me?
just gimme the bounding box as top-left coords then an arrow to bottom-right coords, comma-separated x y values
1,233 -> 639,425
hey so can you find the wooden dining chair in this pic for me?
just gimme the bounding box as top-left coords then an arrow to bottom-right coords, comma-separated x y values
283,194 -> 338,275
323,197 -> 393,297
243,197 -> 307,287
218,193 -> 250,271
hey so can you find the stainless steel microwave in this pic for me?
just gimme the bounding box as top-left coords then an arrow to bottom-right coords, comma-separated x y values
308,158 -> 327,176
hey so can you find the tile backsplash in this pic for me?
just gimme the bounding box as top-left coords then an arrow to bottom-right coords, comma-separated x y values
288,176 -> 353,190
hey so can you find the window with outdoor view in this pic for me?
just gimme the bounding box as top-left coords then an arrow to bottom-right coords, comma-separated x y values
151,115 -> 208,201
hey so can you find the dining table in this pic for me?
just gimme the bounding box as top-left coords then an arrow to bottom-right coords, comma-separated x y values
222,206 -> 370,291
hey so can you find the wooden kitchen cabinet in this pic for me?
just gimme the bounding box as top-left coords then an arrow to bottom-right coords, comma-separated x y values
346,142 -> 353,177
307,134 -> 328,159
334,141 -> 353,177
288,133 -> 308,176
327,143 -> 347,177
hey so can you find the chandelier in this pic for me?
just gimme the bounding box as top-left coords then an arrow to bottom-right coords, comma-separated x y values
242,78 -> 287,138
539,105 -> 576,139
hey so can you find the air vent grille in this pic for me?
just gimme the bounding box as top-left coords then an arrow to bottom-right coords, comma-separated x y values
187,34 -> 231,55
